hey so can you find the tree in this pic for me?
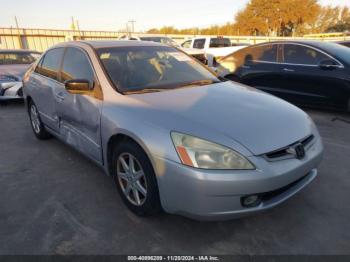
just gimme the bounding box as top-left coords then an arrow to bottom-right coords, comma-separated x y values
232,0 -> 321,36
146,1 -> 348,36
325,7 -> 350,32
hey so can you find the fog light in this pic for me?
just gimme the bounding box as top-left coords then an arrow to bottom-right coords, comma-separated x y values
241,195 -> 261,208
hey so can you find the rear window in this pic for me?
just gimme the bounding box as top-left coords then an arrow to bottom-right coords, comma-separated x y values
140,37 -> 178,46
209,38 -> 231,48
249,44 -> 278,62
0,52 -> 40,65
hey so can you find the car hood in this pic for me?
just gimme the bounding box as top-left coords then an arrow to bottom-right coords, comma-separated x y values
123,82 -> 313,155
0,64 -> 30,80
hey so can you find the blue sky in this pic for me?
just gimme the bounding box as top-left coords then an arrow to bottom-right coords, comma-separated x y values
0,0 -> 349,31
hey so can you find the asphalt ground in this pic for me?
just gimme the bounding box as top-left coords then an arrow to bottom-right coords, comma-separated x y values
0,101 -> 349,255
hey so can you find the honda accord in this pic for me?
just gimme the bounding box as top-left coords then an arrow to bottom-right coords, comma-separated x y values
23,41 -> 323,220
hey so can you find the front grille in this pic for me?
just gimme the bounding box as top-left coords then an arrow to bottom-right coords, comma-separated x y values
265,135 -> 315,161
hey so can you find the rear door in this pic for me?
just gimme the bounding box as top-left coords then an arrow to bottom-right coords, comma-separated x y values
234,43 -> 283,92
30,48 -> 65,131
279,43 -> 346,108
54,47 -> 103,163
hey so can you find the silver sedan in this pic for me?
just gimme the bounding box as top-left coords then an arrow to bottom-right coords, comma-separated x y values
0,50 -> 41,100
23,41 -> 323,220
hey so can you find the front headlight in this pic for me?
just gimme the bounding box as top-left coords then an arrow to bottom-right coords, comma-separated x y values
0,82 -> 18,90
171,132 -> 255,170
0,75 -> 18,82
0,75 -> 19,90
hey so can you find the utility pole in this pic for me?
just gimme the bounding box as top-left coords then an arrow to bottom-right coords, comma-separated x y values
125,23 -> 129,36
76,19 -> 82,40
71,16 -> 76,30
14,16 -> 23,49
129,20 -> 136,33
14,16 -> 20,29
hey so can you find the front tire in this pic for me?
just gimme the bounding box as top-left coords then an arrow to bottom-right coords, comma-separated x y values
112,140 -> 161,216
28,101 -> 52,140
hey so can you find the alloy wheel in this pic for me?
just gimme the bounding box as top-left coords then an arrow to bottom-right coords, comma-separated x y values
30,104 -> 41,134
117,153 -> 147,206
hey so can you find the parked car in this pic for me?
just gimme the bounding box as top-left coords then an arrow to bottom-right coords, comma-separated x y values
0,49 -> 41,100
216,41 -> 350,111
337,41 -> 350,48
120,35 -> 207,64
23,41 -> 323,220
139,36 -> 208,64
182,37 -> 246,67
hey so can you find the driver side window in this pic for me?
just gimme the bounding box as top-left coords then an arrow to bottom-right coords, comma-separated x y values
182,40 -> 191,48
61,47 -> 95,85
283,44 -> 332,66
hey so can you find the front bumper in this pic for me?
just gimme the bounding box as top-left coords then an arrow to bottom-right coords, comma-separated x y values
153,135 -> 323,220
0,81 -> 23,100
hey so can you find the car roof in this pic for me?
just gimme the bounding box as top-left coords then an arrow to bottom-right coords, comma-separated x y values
71,40 -> 165,49
255,40 -> 343,49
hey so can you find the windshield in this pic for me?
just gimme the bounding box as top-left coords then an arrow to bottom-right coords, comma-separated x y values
98,46 -> 219,93
0,52 -> 40,65
209,38 -> 231,48
318,42 -> 350,65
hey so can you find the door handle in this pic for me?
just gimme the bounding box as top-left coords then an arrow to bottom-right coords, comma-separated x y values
242,65 -> 251,69
283,68 -> 295,72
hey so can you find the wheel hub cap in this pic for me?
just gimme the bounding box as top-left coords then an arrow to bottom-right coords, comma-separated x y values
30,105 -> 41,134
117,153 -> 147,206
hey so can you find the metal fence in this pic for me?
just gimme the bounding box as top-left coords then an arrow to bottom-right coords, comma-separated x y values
1,27 -> 350,52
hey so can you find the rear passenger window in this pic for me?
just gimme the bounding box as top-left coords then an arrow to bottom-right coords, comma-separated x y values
38,48 -> 64,81
193,39 -> 205,49
61,47 -> 94,83
246,44 -> 278,63
283,44 -> 329,65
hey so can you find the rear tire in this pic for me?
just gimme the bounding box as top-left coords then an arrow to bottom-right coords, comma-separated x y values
112,139 -> 161,216
28,101 -> 52,140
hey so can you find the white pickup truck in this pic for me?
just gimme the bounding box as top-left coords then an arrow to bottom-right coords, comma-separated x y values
181,37 -> 247,67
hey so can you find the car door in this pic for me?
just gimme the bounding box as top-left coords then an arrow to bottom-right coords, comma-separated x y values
279,43 -> 346,108
54,47 -> 103,163
225,43 -> 283,91
30,47 -> 65,131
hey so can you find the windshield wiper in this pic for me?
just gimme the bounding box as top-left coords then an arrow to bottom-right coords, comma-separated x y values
122,88 -> 165,95
177,79 -> 220,89
122,79 -> 222,94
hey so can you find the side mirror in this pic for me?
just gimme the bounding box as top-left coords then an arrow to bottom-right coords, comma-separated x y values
319,59 -> 340,70
64,79 -> 91,94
